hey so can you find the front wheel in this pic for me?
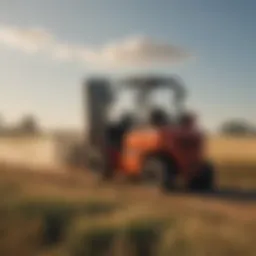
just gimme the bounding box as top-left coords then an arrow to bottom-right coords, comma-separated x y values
141,156 -> 177,192
188,161 -> 215,192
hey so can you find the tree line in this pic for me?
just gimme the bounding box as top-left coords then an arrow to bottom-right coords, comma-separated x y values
219,119 -> 256,136
0,113 -> 255,137
0,114 -> 40,136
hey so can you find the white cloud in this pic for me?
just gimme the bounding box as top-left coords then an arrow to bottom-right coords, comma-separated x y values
94,36 -> 191,66
0,24 -> 191,67
0,25 -> 53,54
52,43 -> 75,61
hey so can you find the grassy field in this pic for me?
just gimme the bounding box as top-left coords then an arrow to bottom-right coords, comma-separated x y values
0,161 -> 255,256
0,136 -> 256,256
206,136 -> 256,190
207,136 -> 256,166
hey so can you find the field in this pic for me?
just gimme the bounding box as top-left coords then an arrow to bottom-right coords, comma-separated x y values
206,136 -> 256,190
207,136 -> 256,166
0,136 -> 256,256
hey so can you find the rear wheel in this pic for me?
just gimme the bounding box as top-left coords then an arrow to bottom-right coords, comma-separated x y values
188,161 -> 215,192
141,156 -> 177,192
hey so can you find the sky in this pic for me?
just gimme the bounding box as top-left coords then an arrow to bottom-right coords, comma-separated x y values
0,0 -> 255,131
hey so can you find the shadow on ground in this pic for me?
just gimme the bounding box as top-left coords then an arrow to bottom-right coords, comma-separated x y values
177,188 -> 256,202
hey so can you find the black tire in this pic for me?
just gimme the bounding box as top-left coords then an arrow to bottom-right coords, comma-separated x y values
100,157 -> 115,181
141,155 -> 177,192
188,161 -> 215,192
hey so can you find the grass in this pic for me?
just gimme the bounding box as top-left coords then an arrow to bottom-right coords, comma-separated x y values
0,134 -> 256,256
217,164 -> 256,189
1,196 -> 255,256
157,213 -> 256,256
207,136 -> 256,166
206,136 -> 256,190
68,216 -> 123,256
0,163 -> 255,256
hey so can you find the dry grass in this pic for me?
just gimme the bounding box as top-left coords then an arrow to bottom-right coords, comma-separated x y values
207,136 -> 256,166
0,162 -> 255,256
0,136 -> 256,255
206,136 -> 256,190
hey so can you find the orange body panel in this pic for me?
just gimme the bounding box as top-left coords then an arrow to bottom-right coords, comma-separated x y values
120,128 -> 162,174
120,126 -> 204,179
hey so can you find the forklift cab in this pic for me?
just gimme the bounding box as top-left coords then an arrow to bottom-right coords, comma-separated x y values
110,75 -> 187,129
84,75 -> 187,174
104,76 -> 188,175
84,75 -> 214,192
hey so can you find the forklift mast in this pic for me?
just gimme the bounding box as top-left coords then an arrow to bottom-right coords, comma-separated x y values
83,78 -> 113,151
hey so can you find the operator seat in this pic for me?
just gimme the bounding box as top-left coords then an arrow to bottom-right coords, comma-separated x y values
149,108 -> 170,127
178,112 -> 197,128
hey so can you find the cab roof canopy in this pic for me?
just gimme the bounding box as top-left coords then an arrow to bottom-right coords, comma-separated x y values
119,74 -> 186,100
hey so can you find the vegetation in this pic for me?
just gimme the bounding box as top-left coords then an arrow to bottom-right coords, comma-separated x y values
219,119 -> 256,136
0,114 -> 41,137
207,137 -> 256,167
0,160 -> 255,256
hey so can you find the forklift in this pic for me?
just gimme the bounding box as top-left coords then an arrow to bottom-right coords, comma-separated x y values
83,75 -> 215,192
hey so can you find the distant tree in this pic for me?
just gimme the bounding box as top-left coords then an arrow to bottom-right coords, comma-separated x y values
0,114 -> 4,129
0,114 -> 4,135
220,119 -> 256,136
18,115 -> 40,135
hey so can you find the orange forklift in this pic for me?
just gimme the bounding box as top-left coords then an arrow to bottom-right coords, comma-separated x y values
84,75 -> 215,192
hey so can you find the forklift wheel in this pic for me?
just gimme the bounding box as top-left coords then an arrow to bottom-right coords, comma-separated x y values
188,162 -> 215,192
141,156 -> 177,192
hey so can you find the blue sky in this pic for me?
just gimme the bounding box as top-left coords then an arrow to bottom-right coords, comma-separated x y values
0,0 -> 255,131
